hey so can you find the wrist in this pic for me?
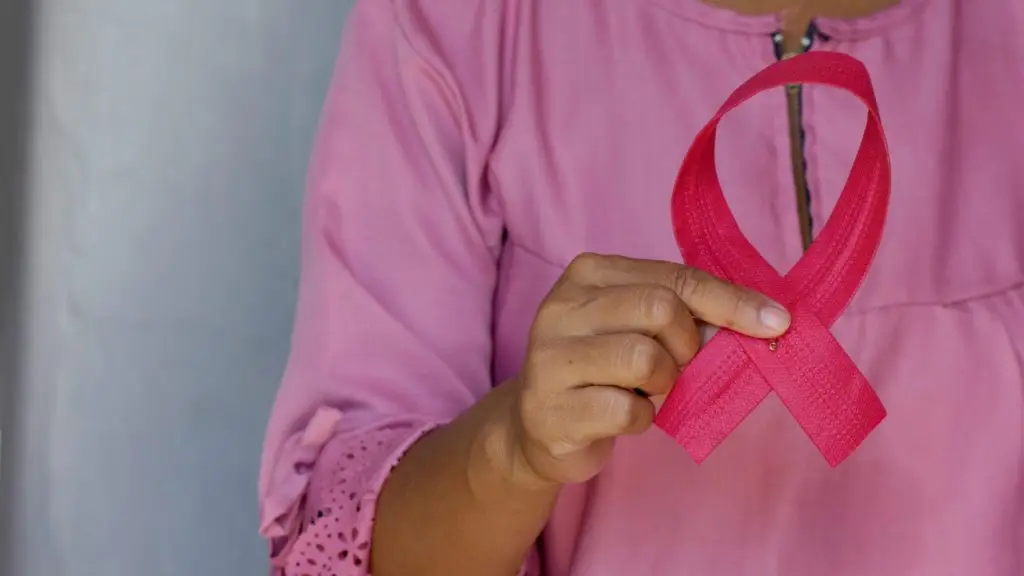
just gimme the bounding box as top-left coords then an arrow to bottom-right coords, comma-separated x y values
470,381 -> 562,497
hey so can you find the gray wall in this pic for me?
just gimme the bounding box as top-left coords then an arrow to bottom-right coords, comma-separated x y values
0,1 -> 354,574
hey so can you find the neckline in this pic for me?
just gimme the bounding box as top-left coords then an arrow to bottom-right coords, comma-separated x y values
646,0 -> 932,40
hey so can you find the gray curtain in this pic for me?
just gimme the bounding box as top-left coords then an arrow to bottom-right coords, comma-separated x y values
0,1 -> 354,574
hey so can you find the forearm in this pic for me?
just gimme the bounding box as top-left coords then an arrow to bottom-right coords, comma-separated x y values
372,382 -> 558,575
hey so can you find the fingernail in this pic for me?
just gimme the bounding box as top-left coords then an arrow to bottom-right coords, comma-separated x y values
758,302 -> 791,333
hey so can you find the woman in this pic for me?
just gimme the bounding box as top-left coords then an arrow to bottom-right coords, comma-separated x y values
259,1 -> 1024,574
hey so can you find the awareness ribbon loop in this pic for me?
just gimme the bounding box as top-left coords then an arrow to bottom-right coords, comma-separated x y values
654,52 -> 890,467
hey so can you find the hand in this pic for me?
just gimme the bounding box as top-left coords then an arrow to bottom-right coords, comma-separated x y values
507,253 -> 790,487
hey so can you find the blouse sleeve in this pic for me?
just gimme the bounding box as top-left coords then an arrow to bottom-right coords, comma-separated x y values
257,1 -> 539,574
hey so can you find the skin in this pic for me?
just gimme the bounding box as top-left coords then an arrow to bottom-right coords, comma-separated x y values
373,255 -> 790,575
723,0 -> 903,51
371,2 -> 898,575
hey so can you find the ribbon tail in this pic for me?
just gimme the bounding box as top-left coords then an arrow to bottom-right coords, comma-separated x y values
656,333 -> 771,463
746,309 -> 888,467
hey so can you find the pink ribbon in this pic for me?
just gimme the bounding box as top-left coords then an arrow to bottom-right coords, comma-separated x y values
655,52 -> 890,467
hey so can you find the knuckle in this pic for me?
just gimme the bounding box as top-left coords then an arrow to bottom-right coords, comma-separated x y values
535,392 -> 566,428
522,397 -> 566,450
543,396 -> 590,451
523,341 -> 559,387
596,393 -> 633,431
672,266 -> 705,303
619,334 -> 660,382
534,285 -> 588,334
566,252 -> 605,279
637,285 -> 681,328
533,298 -> 567,331
613,396 -> 651,433
517,376 -> 568,438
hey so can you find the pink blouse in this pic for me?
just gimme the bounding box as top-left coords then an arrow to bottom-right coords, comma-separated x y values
258,1 -> 1024,574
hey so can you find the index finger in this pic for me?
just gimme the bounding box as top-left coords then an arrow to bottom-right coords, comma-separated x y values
566,253 -> 790,338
